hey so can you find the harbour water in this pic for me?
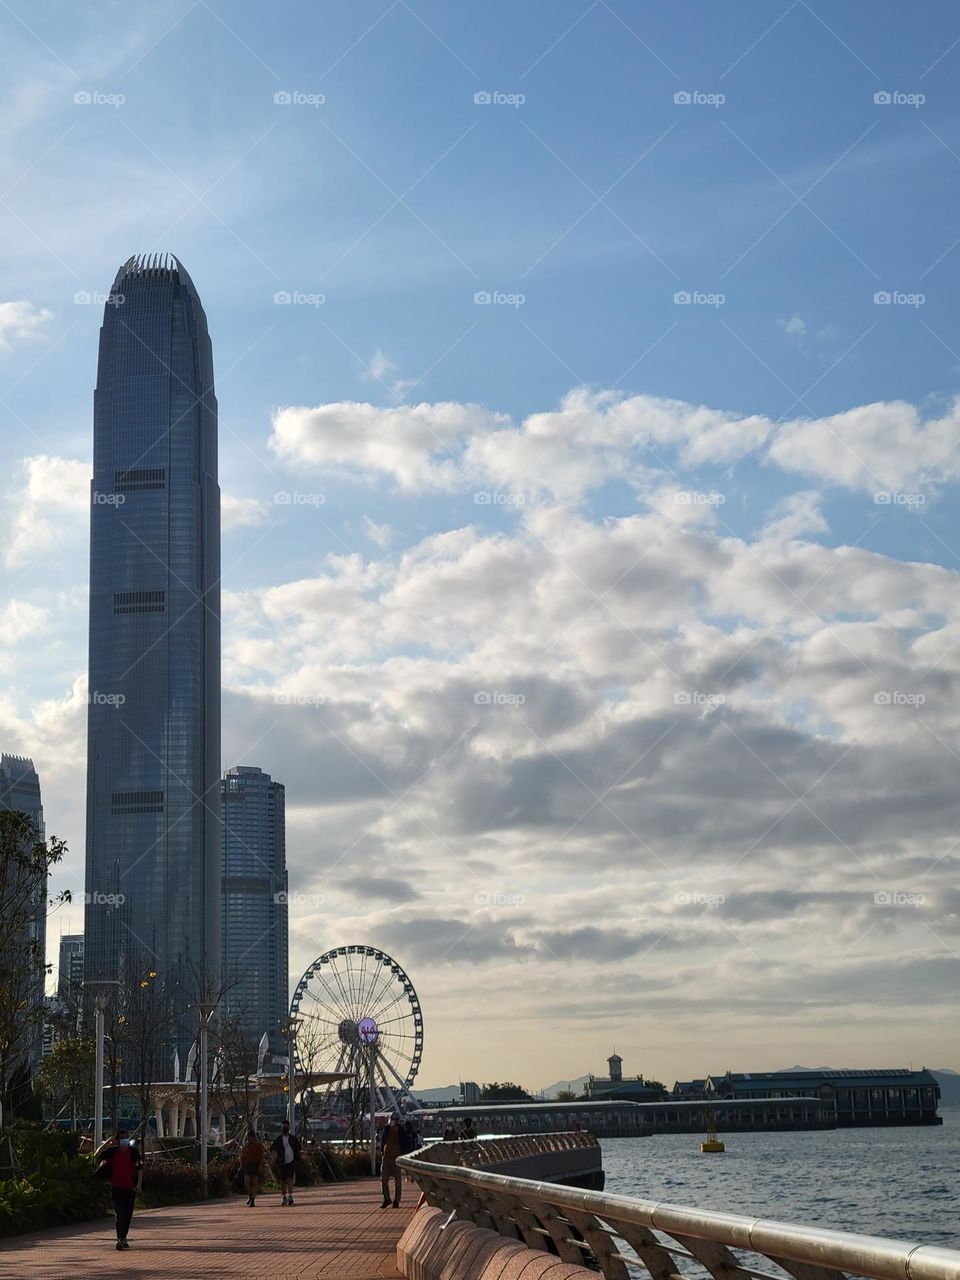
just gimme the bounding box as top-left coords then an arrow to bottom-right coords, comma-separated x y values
602,1111 -> 960,1249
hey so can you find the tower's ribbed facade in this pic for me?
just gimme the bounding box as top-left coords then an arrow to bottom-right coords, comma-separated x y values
220,765 -> 288,1058
84,255 -> 220,1049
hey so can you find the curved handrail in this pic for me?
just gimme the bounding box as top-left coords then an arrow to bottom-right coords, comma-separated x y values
399,1135 -> 960,1280
417,1130 -> 599,1168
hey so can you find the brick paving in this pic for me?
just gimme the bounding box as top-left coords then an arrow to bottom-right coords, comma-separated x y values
0,1179 -> 414,1279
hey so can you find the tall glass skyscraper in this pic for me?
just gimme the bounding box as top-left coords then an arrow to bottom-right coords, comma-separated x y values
84,255 -> 220,1051
0,753 -> 46,1064
220,766 -> 288,1058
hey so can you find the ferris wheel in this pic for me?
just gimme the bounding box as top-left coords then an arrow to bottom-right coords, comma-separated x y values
290,945 -> 424,1119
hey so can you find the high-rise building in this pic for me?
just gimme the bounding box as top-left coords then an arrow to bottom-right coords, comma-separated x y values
57,934 -> 84,1009
220,766 -> 288,1058
84,255 -> 221,1056
0,753 -> 46,1064
42,995 -> 60,1059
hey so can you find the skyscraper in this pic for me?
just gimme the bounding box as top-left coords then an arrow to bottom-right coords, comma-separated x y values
84,255 -> 221,1052
220,766 -> 288,1058
57,933 -> 85,1007
0,753 -> 46,1064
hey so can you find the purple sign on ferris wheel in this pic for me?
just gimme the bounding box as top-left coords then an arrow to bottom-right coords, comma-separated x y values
358,1016 -> 379,1044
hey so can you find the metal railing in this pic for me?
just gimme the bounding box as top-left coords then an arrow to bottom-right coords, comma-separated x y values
399,1135 -> 960,1280
417,1130 -> 599,1168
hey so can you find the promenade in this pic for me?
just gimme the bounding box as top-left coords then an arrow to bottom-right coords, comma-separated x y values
0,1179 -> 413,1279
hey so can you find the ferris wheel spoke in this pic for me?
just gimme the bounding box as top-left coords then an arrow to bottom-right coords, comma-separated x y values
356,951 -> 373,1019
338,957 -> 363,1025
343,957 -> 360,1022
328,958 -> 355,1024
356,950 -> 369,1021
369,954 -> 405,1015
361,958 -> 396,1020
367,987 -> 405,1024
378,1043 -> 416,1093
369,989 -> 410,1024
301,981 -> 344,1020
299,1026 -> 341,1066
374,1012 -> 416,1029
302,984 -> 349,1028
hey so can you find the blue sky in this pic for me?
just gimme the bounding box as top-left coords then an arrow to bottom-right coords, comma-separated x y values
4,1 -> 960,1086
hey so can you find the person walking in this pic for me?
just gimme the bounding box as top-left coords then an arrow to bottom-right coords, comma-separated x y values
271,1120 -> 301,1206
379,1113 -> 403,1208
95,1129 -> 143,1251
240,1129 -> 266,1206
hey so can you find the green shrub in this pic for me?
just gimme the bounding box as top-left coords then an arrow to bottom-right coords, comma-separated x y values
0,1156 -> 109,1237
139,1158 -> 202,1206
10,1125 -> 82,1165
332,1147 -> 376,1178
207,1156 -> 238,1197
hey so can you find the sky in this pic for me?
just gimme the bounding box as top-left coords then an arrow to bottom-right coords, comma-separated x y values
2,0 -> 960,1092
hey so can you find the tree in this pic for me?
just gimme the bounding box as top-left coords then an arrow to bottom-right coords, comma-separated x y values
116,961 -> 174,1141
35,1036 -> 96,1127
481,1081 -> 531,1101
555,1090 -> 579,1102
211,1011 -> 261,1144
0,812 -> 68,1126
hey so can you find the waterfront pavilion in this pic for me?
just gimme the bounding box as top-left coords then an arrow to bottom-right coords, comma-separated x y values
112,1069 -> 352,1143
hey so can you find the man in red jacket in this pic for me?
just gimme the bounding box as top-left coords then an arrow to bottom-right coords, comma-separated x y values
95,1129 -> 144,1250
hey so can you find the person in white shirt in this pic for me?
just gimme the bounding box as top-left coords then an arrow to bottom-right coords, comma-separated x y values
270,1122 -> 302,1205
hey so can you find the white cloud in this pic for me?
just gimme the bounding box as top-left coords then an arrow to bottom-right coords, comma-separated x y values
221,493 -> 270,531
0,599 -> 49,644
269,400 -> 503,492
270,387 -> 960,503
0,300 -> 54,350
361,348 -> 416,401
759,491 -> 829,542
769,399 -> 960,494
2,455 -> 90,568
362,516 -> 394,547
778,314 -> 807,347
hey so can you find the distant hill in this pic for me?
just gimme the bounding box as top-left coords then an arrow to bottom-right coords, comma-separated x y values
540,1075 -> 592,1099
413,1085 -> 462,1103
933,1069 -> 960,1109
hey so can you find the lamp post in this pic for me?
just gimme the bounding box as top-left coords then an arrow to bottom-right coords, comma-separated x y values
191,1002 -> 216,1196
368,1042 -> 377,1175
85,979 -> 119,1148
282,1018 -> 300,1132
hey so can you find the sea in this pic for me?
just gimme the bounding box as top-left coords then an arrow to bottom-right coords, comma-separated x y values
601,1112 -> 960,1249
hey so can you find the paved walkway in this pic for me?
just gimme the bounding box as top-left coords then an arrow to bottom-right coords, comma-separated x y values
0,1179 -> 414,1279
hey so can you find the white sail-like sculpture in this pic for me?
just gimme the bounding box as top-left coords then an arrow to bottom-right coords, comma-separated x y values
172,1048 -> 181,1083
257,1031 -> 270,1075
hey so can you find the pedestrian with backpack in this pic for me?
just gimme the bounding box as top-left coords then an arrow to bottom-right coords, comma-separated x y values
94,1129 -> 143,1251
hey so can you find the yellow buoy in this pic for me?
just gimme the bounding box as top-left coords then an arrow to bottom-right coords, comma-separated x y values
700,1107 -> 725,1153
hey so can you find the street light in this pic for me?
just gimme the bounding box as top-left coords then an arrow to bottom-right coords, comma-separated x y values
190,1002 -> 217,1197
84,978 -> 119,1149
281,1018 -> 300,1133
